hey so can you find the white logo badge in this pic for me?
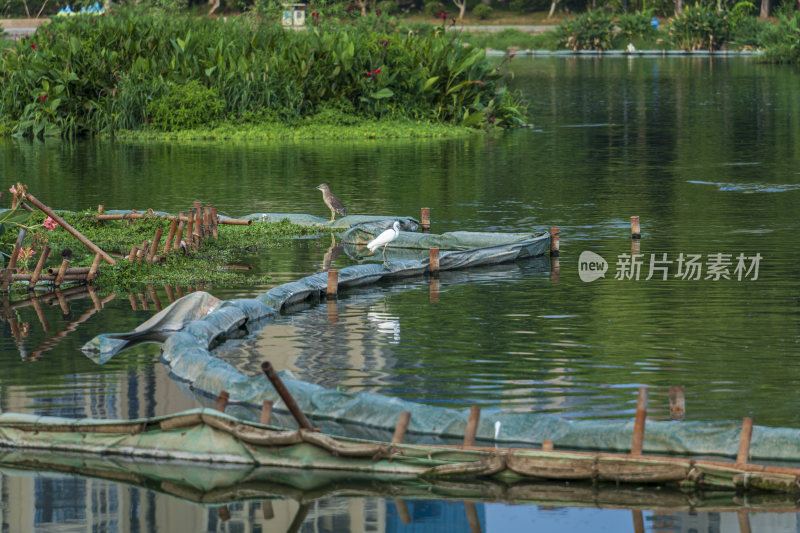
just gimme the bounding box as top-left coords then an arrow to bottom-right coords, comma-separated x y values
578,251 -> 608,282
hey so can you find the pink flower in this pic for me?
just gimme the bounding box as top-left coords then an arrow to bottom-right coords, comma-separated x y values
43,217 -> 58,230
19,247 -> 36,260
9,185 -> 17,194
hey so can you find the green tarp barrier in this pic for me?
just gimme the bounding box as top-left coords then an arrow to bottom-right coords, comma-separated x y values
75,215 -> 800,462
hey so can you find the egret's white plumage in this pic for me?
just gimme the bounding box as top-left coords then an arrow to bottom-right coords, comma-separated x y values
367,221 -> 401,262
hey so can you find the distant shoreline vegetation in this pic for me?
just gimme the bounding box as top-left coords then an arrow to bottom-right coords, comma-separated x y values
0,8 -> 526,139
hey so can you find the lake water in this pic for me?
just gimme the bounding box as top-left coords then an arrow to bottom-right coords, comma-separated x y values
1,56 -> 799,532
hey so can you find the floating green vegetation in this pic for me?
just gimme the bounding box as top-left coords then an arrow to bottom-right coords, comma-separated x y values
111,116 -> 476,142
1,209 -> 319,292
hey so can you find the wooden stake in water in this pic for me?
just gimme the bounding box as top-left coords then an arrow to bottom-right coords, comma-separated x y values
215,390 -> 230,412
631,216 -> 641,239
260,400 -> 273,425
737,417 -> 754,465
429,247 -> 440,275
421,207 -> 431,233
463,406 -> 481,447
326,269 -> 338,299
542,440 -> 554,451
631,387 -> 648,456
392,411 -> 411,444
549,227 -> 560,257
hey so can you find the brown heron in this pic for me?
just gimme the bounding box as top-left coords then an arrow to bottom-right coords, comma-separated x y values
315,183 -> 347,222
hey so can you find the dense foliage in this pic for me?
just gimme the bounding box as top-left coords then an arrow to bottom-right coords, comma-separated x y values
668,3 -> 731,50
557,10 -> 616,50
0,8 -> 525,138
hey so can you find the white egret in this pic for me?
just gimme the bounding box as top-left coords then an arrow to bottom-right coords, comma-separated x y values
367,221 -> 401,264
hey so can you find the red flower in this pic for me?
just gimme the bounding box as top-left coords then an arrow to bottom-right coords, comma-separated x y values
312,11 -> 319,21
30,44 -> 38,51
437,10 -> 448,20
366,68 -> 381,78
379,39 -> 389,47
38,93 -> 47,103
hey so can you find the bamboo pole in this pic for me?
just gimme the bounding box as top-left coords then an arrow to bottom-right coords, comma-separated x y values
631,387 -> 648,456
95,212 -> 251,225
147,229 -> 163,263
47,266 -> 92,275
737,417 -> 754,465
127,246 -> 138,263
464,406 -> 481,447
542,440 -> 554,451
87,253 -> 102,281
53,259 -> 70,286
29,245 -> 51,286
261,361 -> 316,431
164,219 -> 178,253
24,193 -> 116,265
392,411 -> 411,444
211,207 -> 219,238
164,284 -> 175,303
137,241 -> 148,263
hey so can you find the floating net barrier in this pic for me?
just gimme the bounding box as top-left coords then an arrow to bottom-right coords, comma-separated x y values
4,408 -> 800,493
75,216 -> 800,463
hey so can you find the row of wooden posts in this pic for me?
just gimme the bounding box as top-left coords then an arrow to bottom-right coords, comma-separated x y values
95,202 -> 251,263
209,382 -> 756,467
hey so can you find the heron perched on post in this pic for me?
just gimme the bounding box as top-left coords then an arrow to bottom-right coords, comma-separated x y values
315,183 -> 346,223
367,221 -> 401,264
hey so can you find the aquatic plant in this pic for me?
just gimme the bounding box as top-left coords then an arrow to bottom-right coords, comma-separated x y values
0,8 -> 526,139
668,3 -> 731,51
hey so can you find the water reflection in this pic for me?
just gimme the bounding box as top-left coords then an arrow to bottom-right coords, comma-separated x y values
4,461 -> 800,532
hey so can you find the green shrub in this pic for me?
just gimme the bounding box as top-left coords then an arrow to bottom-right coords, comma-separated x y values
147,81 -> 224,131
557,10 -> 616,50
616,11 -> 657,41
668,3 -> 731,50
472,4 -> 493,19
376,0 -> 400,15
0,7 -> 525,137
761,13 -> 800,62
423,0 -> 447,17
